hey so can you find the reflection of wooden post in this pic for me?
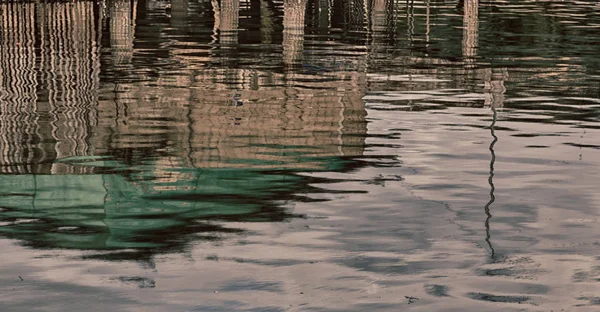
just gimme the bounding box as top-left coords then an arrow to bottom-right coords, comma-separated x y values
370,0 -> 389,42
345,0 -> 366,31
220,0 -> 239,49
283,0 -> 306,66
110,0 -> 137,65
462,0 -> 478,64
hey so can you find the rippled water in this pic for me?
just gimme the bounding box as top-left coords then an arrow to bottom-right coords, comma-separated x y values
1,0 -> 599,311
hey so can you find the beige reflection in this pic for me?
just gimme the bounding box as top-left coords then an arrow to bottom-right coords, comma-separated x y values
0,1 -> 101,174
484,69 -> 508,108
0,2 -> 38,173
110,0 -> 137,65
283,0 -> 306,66
220,0 -> 239,48
370,0 -> 390,44
95,0 -> 367,173
462,0 -> 478,63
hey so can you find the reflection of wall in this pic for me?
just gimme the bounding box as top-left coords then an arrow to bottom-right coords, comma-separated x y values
0,1 -> 101,174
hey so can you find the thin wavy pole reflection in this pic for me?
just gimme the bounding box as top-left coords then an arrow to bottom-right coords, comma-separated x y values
485,106 -> 497,260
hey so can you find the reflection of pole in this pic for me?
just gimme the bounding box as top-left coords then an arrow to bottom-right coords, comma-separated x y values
368,0 -> 390,67
210,0 -> 220,45
484,106 -> 497,260
283,0 -> 306,67
220,0 -> 239,49
462,0 -> 478,65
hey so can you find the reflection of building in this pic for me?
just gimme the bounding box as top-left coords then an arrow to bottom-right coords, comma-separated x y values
0,0 -> 369,257
0,1 -> 101,174
96,0 -> 368,171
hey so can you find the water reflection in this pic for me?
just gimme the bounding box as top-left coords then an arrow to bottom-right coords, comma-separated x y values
1,1 -> 600,311
0,0 -> 368,258
0,1 -> 100,174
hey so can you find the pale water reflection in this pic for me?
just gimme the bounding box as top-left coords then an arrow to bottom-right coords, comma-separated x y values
1,0 -> 600,311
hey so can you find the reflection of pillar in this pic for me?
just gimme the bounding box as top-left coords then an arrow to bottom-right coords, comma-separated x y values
171,0 -> 188,28
462,0 -> 478,64
220,0 -> 239,49
260,0 -> 275,43
110,0 -> 137,65
370,0 -> 390,44
315,0 -> 331,34
283,0 -> 306,66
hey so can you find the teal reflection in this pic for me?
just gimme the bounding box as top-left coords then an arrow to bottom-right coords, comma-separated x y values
0,163 -> 309,253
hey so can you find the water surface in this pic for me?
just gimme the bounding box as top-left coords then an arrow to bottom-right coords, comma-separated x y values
1,0 -> 600,311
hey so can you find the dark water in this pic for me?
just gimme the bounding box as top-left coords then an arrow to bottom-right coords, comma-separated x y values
1,0 -> 600,311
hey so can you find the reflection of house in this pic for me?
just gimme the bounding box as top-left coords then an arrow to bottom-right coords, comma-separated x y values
0,1 -> 101,174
